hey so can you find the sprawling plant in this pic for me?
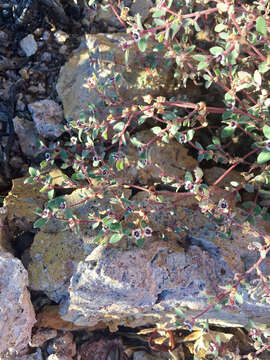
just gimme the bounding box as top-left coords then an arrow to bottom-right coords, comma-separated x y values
26,0 -> 270,358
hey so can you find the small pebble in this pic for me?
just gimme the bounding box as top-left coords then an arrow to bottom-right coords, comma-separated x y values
41,52 -> 52,62
20,34 -> 38,57
54,30 -> 69,44
59,45 -> 67,55
43,31 -> 50,41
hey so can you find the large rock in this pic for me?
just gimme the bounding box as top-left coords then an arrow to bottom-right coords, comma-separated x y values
27,186 -> 131,301
13,116 -> 41,158
56,33 -> 177,122
0,252 -> 36,356
57,197 -> 270,329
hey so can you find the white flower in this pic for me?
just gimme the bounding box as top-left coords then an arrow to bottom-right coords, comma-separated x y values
132,30 -> 140,42
178,134 -> 187,144
68,219 -> 76,228
265,140 -> 270,151
185,181 -> 196,192
132,229 -> 142,239
218,199 -> 229,213
41,209 -> 50,218
143,226 -> 152,237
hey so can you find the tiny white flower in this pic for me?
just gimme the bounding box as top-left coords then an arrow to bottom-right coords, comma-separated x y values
132,30 -> 141,42
132,229 -> 142,239
218,198 -> 229,213
68,219 -> 76,228
143,226 -> 152,237
41,209 -> 50,218
185,181 -> 195,192
265,140 -> 270,151
178,134 -> 187,144
70,137 -> 77,144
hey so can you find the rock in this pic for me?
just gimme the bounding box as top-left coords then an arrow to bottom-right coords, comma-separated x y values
79,337 -> 124,360
57,196 -> 270,329
54,30 -> 69,44
3,176 -> 48,236
47,355 -> 69,360
204,167 -> 244,189
112,129 -> 198,185
47,332 -> 76,360
28,230 -> 94,302
36,305 -> 100,331
13,116 -> 41,157
28,100 -> 64,138
56,33 -> 177,122
0,206 -> 13,253
27,186 -> 131,301
3,169 -> 66,236
133,351 -> 169,360
20,34 -> 38,57
0,251 -> 36,356
18,348 -> 43,360
30,328 -> 57,347
130,0 -> 153,23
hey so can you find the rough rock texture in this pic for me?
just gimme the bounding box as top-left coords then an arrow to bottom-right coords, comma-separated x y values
28,100 -> 64,138
112,129 -> 198,185
4,169 -> 66,237
27,186 -> 131,301
19,349 -> 43,360
36,305 -> 106,331
204,166 -> 244,189
13,116 -> 41,158
130,0 -> 153,22
46,332 -> 76,360
0,206 -> 13,253
30,328 -> 57,347
56,33 -> 177,122
79,337 -> 124,360
0,252 -> 36,356
4,176 -> 48,236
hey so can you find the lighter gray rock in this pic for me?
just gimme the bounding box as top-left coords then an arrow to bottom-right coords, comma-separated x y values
130,0 -> 153,22
20,34 -> 38,57
28,100 -> 64,138
0,252 -> 36,356
13,116 -> 41,157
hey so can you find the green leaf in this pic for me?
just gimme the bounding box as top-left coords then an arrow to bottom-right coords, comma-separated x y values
109,223 -> 121,232
192,54 -> 207,62
174,308 -> 185,318
33,217 -> 48,229
24,177 -> 34,184
88,0 -> 96,5
215,23 -> 227,32
29,167 -> 38,177
138,37 -> 147,52
256,16 -> 267,36
136,238 -> 144,247
151,126 -> 162,135
197,61 -> 208,70
263,125 -> 270,139
113,122 -> 125,132
187,129 -> 195,141
257,150 -> 270,164
116,159 -> 124,171
221,126 -> 235,138
48,189 -> 54,200
135,13 -> 143,30
258,62 -> 269,73
152,9 -> 166,17
109,233 -> 123,243
170,22 -> 181,39
209,46 -> 223,55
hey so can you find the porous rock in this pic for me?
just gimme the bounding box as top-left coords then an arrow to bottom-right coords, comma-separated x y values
13,116 -> 41,158
28,100 -> 64,138
46,332 -> 76,360
112,129 -> 198,185
0,251 -> 36,356
27,186 -> 131,301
